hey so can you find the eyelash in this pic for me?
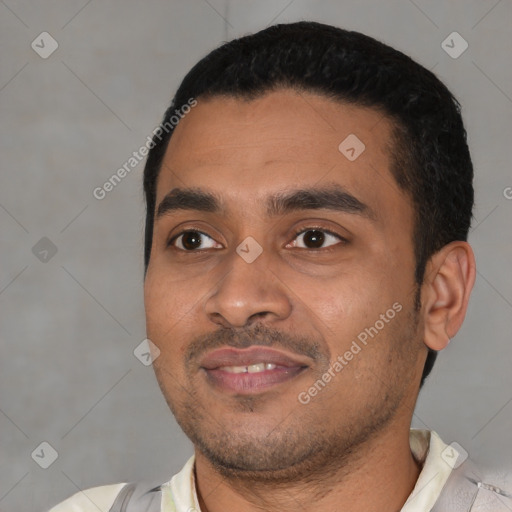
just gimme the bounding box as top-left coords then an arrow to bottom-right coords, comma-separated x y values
167,225 -> 347,252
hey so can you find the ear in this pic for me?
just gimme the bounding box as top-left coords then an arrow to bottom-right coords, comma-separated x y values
421,241 -> 476,351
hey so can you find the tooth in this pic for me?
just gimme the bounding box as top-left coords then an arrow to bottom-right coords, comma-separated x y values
247,363 -> 266,373
220,362 -> 278,374
222,366 -> 248,373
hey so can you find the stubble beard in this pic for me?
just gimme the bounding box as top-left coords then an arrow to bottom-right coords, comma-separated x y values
153,303 -> 421,485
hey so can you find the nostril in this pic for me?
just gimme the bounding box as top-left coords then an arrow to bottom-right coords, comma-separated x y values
249,311 -> 271,322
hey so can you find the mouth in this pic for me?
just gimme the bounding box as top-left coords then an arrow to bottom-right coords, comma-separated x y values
199,346 -> 310,394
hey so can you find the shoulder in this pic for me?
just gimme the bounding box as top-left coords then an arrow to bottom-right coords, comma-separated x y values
472,467 -> 512,512
438,461 -> 512,512
48,482 -> 128,512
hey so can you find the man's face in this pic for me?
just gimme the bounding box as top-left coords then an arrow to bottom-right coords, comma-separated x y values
144,89 -> 426,479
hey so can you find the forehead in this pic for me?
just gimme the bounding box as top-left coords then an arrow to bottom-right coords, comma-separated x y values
155,89 -> 409,223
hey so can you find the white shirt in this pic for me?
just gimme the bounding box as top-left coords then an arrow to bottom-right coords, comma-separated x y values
48,429 -> 453,512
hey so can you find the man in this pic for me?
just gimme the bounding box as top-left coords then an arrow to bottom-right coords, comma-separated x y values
49,21 -> 511,512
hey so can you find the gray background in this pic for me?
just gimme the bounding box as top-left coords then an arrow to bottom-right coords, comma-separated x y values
0,1 -> 511,511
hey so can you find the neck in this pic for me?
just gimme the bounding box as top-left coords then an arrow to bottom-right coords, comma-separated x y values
194,423 -> 423,512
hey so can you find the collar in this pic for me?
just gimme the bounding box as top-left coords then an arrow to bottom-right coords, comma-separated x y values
162,429 -> 453,512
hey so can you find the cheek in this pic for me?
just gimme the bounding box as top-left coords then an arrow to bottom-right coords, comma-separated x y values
144,272 -> 169,332
297,272 -> 385,319
144,269 -> 197,349
144,281 -> 191,378
294,270 -> 404,350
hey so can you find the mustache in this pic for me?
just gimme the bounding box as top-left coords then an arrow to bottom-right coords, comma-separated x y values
185,323 -> 327,368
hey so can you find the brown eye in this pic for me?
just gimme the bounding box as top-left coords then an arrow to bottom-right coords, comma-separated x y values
289,228 -> 345,250
169,230 -> 220,251
301,230 -> 326,249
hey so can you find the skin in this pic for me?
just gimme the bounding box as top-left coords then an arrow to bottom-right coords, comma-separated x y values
144,89 -> 476,512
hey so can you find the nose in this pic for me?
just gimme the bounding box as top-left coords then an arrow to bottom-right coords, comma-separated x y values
204,247 -> 292,329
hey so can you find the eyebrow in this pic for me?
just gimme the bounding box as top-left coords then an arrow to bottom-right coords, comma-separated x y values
156,184 -> 375,221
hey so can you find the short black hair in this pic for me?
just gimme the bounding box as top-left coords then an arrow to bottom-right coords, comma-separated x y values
142,21 -> 474,388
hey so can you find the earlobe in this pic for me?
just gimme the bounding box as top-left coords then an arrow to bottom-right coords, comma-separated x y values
422,241 -> 476,351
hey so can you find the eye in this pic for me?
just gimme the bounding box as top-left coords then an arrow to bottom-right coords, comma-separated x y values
168,227 -> 346,252
168,230 -> 221,251
287,228 -> 346,250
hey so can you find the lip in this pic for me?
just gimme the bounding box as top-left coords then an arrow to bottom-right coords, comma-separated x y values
200,346 -> 311,369
199,346 -> 310,394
